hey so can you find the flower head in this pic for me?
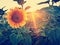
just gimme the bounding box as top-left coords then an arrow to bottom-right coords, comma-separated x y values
6,7 -> 27,28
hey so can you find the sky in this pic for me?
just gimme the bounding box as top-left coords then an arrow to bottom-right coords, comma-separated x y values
0,0 -> 60,12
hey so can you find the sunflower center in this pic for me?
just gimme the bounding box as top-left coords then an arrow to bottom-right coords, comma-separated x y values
11,14 -> 22,23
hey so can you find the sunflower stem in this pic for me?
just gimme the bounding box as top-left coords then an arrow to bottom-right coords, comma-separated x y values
21,4 -> 23,9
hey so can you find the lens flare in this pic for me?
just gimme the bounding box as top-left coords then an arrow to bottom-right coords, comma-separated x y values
25,10 -> 50,36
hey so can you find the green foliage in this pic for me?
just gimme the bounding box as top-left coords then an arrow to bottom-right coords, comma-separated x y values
10,33 -> 23,45
43,6 -> 60,41
9,27 -> 32,45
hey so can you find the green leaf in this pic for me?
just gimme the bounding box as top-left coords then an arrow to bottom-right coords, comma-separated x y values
9,33 -> 23,45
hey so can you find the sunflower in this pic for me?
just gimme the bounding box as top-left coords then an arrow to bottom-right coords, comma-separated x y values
6,7 -> 27,28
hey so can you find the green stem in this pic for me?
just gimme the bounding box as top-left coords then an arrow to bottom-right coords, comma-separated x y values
21,4 -> 23,9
